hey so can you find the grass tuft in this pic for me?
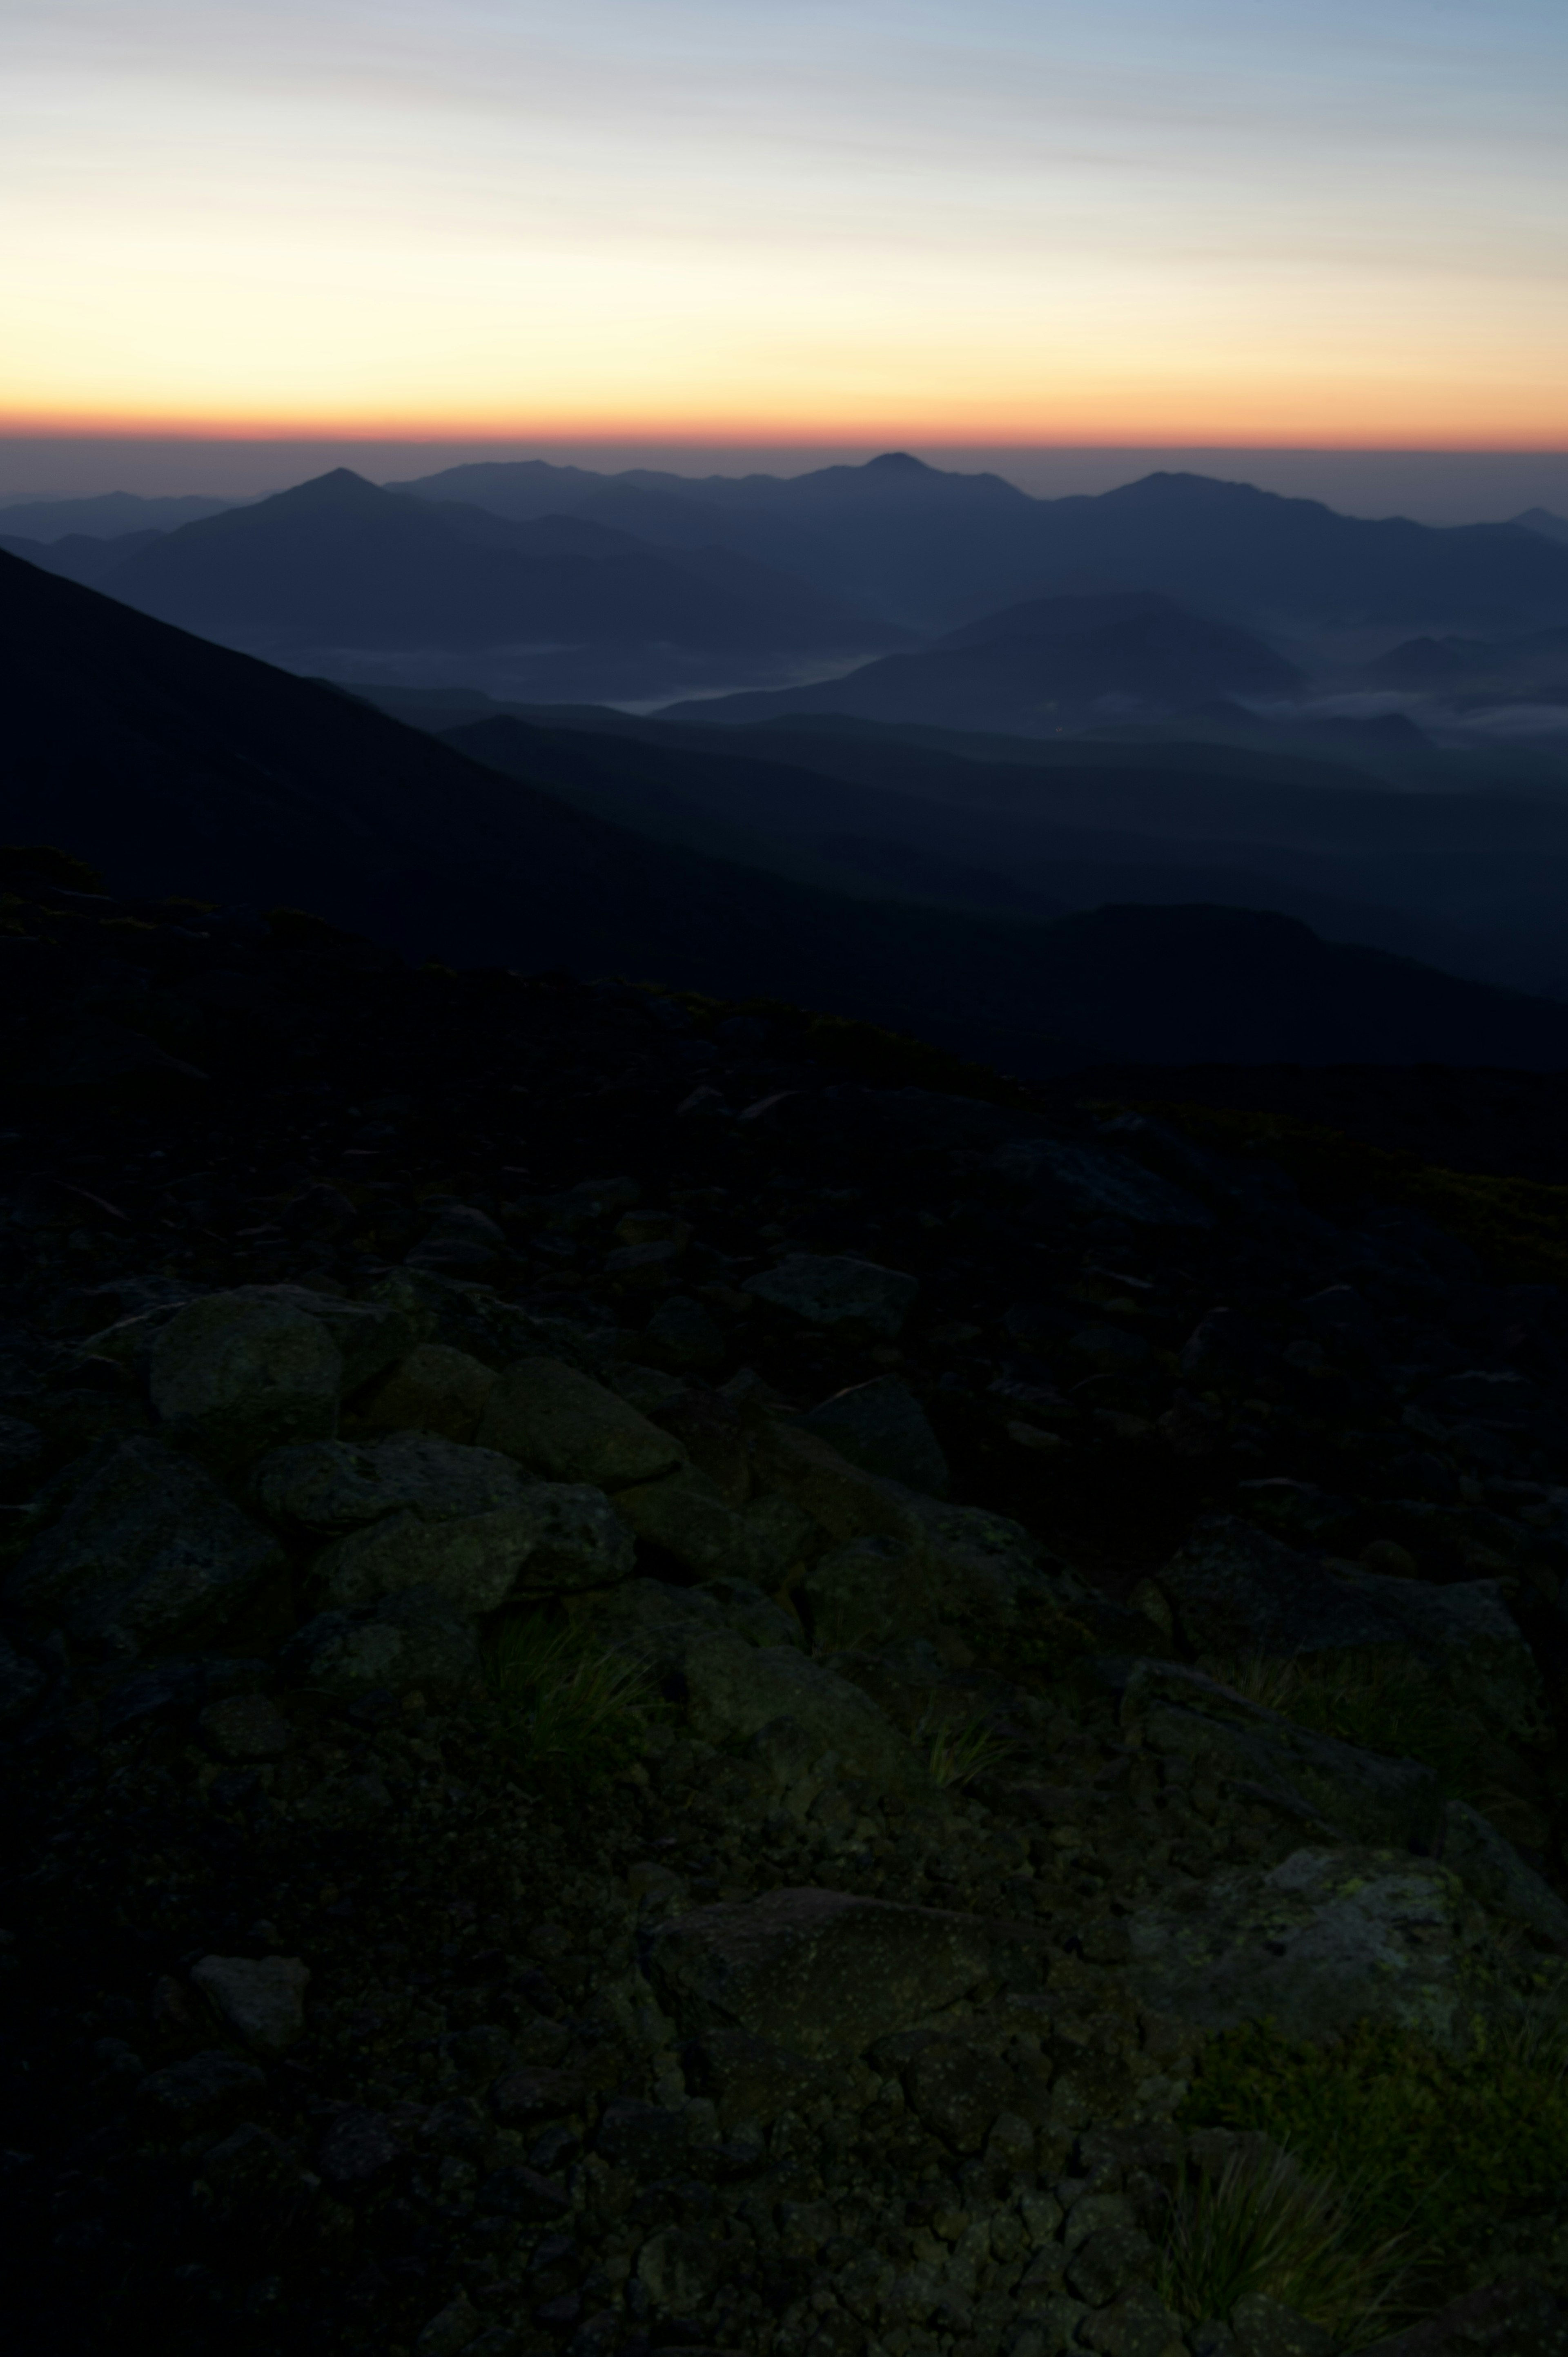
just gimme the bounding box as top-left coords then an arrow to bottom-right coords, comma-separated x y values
918,1708 -> 1015,1789
1157,2138 -> 1409,2349
480,1613 -> 655,1790
1179,2006 -> 1568,2306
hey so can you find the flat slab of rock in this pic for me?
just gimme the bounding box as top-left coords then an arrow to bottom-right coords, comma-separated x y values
1126,1845 -> 1502,2048
743,1254 -> 919,1338
191,1953 -> 310,2054
478,1358 -> 684,1489
254,1432 -> 527,1534
1120,1659 -> 1442,1850
990,1138 -> 1215,1228
645,1885 -> 1047,2059
6,1436 -> 282,1653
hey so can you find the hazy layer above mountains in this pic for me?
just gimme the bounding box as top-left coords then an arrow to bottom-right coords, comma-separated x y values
11,542 -> 1568,1073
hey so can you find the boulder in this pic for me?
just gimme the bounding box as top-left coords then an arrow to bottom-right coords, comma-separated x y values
478,1358 -> 685,1489
149,1291 -> 343,1468
802,1535 -> 936,1652
1119,1661 -> 1442,1849
253,1431 -> 527,1534
802,1377 -> 950,1497
743,1253 -> 919,1338
281,1585 -> 480,1697
510,1483 -> 635,1594
359,1343 -> 498,1441
645,1886 -> 1047,2059
6,1436 -> 283,1654
613,1466 -> 753,1577
191,1953 -> 310,2056
675,1631 -> 922,1793
749,1419 -> 923,1550
1440,1800 -> 1568,1944
309,1505 -> 539,1613
228,1284 -> 410,1394
1125,1846 -> 1504,2048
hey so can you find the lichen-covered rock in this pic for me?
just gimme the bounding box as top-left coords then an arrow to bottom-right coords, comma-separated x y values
149,1291 -> 343,1467
5,1435 -> 282,1654
1440,1799 -> 1568,1944
281,1585 -> 481,1697
229,1284 -> 410,1394
802,1375 -> 951,1496
478,1358 -> 685,1489
310,1504 -> 540,1613
253,1431 -> 526,1534
359,1342 -> 498,1441
743,1253 -> 920,1337
1126,1846 -> 1504,2048
645,1886 -> 1047,2059
1120,1659 -> 1443,1850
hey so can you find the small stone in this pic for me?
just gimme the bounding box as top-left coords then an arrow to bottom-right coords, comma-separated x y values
478,1358 -> 686,1489
198,1692 -> 293,1760
191,1953 -> 310,2055
192,2122 -> 310,2223
743,1253 -> 919,1338
491,2066 -> 589,2125
138,2047 -> 266,2118
317,2106 -> 402,2188
416,2290 -> 483,2357
1229,2290 -> 1337,2357
1066,2223 -> 1158,2306
281,1183 -> 358,1241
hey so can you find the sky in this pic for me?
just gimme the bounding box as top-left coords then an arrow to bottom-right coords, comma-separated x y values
4,1 -> 1568,451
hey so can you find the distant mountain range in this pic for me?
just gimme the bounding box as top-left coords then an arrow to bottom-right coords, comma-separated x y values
9,542 -> 1568,1069
391,453 -> 1568,633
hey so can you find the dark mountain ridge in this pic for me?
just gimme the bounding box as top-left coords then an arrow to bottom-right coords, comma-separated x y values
9,544 -> 1568,1066
37,468 -> 895,660
399,453 -> 1568,630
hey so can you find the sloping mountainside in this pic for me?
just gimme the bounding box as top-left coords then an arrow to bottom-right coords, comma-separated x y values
9,857 -> 1568,2355
400,451 -> 1568,630
10,545 -> 1568,1070
2,470 -> 895,662
417,701 -> 1568,995
657,593 -> 1303,731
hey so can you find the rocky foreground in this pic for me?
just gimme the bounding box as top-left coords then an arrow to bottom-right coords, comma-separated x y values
7,852 -> 1568,2357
